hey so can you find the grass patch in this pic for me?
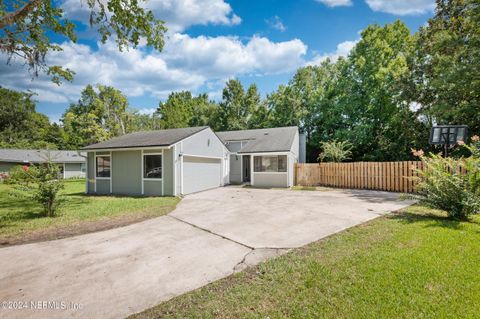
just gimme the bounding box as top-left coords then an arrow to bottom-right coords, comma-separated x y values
132,205 -> 480,319
0,179 -> 179,244
291,185 -> 331,191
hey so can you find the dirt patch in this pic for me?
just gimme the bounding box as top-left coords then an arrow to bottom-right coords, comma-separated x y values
0,207 -> 174,248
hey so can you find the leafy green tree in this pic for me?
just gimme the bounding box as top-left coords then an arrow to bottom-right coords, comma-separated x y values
62,84 -> 129,148
268,61 -> 343,161
126,110 -> 161,132
157,91 -> 195,129
0,0 -> 166,84
9,157 -> 65,217
190,94 -> 220,129
0,87 -> 36,144
96,85 -> 129,136
0,87 -> 63,149
415,0 -> 480,135
335,21 -> 428,161
217,79 -> 263,131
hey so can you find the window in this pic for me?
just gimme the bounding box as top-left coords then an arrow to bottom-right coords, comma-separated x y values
81,163 -> 86,173
254,155 -> 287,172
96,156 -> 111,178
144,154 -> 162,179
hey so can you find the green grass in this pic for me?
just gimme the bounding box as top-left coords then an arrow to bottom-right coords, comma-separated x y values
291,185 -> 331,191
132,205 -> 480,319
0,179 -> 179,241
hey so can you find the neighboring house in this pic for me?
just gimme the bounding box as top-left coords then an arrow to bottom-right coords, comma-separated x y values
217,126 -> 300,188
0,149 -> 87,178
82,125 -> 304,196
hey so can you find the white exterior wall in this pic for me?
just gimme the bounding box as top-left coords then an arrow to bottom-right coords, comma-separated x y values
174,128 -> 230,195
63,162 -> 86,178
291,130 -> 300,162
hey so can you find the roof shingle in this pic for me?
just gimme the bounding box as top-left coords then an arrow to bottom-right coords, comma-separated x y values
0,149 -> 86,163
216,126 -> 298,153
82,126 -> 209,150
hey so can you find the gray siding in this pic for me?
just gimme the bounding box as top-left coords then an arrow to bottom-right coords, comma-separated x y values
253,173 -> 288,188
112,150 -> 141,195
163,148 -> 174,196
87,153 -> 95,193
183,156 -> 221,194
229,154 -> 242,184
64,163 -> 85,178
96,179 -> 110,194
144,180 -> 162,196
0,162 -> 17,173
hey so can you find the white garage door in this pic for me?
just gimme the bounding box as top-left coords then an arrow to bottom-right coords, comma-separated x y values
183,156 -> 222,195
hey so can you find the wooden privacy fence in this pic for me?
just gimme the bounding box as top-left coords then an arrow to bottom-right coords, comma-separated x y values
295,161 -> 424,193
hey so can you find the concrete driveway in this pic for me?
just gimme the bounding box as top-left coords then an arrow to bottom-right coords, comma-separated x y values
0,187 -> 414,319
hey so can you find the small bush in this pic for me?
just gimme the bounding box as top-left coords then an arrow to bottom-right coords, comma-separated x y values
411,137 -> 480,220
318,140 -> 353,163
9,163 -> 65,217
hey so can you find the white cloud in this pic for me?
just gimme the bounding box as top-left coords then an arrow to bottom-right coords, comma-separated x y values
0,34 -> 307,103
315,0 -> 352,7
365,0 -> 435,15
135,108 -> 158,115
62,0 -> 241,32
266,16 -> 286,32
306,39 -> 358,66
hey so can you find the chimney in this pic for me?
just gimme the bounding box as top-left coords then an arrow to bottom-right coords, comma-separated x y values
299,133 -> 306,163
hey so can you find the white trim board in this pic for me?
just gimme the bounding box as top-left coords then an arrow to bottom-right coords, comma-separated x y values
181,154 -> 223,160
141,149 -> 144,195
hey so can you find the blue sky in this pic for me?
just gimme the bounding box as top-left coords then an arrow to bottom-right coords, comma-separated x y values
1,0 -> 435,122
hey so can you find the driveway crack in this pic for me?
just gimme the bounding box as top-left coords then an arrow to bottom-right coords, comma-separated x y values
167,215 -> 254,250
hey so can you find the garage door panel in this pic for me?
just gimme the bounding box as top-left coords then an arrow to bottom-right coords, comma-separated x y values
183,156 -> 221,195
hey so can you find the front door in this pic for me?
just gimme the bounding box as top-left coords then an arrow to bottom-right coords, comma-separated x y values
242,155 -> 250,182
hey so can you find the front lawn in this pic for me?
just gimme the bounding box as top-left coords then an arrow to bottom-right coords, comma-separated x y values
132,205 -> 480,318
0,179 -> 179,245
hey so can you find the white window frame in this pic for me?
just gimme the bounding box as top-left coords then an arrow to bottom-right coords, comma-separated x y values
95,154 -> 111,180
253,154 -> 288,174
143,152 -> 163,181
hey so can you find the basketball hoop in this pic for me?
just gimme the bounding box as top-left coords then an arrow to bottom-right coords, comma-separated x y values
429,125 -> 468,157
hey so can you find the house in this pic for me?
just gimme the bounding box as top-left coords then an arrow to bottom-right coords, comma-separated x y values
0,149 -> 86,178
82,126 -> 303,196
82,126 -> 230,196
217,126 -> 300,188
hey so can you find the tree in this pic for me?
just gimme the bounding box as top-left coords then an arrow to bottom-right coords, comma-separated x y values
217,79 -> 262,131
0,0 -> 166,84
9,156 -> 65,217
415,0 -> 480,135
190,94 -> 220,129
126,110 -> 161,132
157,91 -> 195,129
0,87 -> 36,144
268,61 -> 342,161
335,21 -> 428,161
0,87 -> 62,149
61,84 -> 129,148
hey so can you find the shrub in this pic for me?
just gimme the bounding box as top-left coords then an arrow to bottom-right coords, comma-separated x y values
318,140 -> 353,163
9,163 -> 65,217
411,137 -> 480,220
